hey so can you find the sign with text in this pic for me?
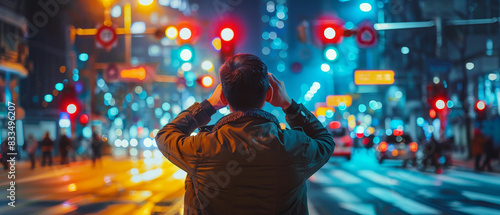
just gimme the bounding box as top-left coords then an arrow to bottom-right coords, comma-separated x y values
326,95 -> 353,107
354,70 -> 395,85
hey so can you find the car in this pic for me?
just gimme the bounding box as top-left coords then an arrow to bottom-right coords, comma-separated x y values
330,127 -> 353,160
376,133 -> 418,167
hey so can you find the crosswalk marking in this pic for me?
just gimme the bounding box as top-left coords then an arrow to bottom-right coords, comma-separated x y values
387,171 -> 440,186
434,175 -> 480,186
325,187 -> 362,202
339,203 -> 376,215
358,170 -> 399,186
367,187 -> 440,215
462,191 -> 500,205
453,206 -> 500,215
448,170 -> 500,185
329,169 -> 363,184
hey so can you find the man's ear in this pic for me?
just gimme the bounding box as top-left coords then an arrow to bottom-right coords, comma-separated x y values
220,91 -> 228,105
265,84 -> 273,103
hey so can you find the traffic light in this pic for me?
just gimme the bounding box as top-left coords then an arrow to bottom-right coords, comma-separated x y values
427,83 -> 448,112
219,26 -> 236,63
475,100 -> 487,121
435,99 -> 446,110
316,22 -> 344,44
79,114 -> 89,125
324,45 -> 339,61
197,75 -> 215,88
59,83 -> 82,117
176,21 -> 199,44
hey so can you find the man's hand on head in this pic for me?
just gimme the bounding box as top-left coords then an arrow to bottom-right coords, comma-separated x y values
207,84 -> 228,110
268,73 -> 292,110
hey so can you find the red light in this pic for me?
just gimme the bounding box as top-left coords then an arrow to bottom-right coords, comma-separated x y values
220,28 -> 234,42
314,16 -> 344,44
409,142 -> 418,152
80,114 -> 89,124
476,101 -> 486,111
393,129 -> 403,136
429,109 -> 437,118
379,142 -> 388,152
356,133 -> 364,138
329,121 -> 341,129
66,104 -> 77,114
362,138 -> 369,145
201,75 -> 214,88
435,99 -> 446,110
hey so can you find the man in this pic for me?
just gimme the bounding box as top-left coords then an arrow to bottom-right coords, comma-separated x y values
41,131 -> 54,167
156,54 -> 334,214
58,132 -> 71,165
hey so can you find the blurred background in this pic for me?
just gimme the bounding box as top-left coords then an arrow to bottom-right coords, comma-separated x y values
1,0 -> 500,214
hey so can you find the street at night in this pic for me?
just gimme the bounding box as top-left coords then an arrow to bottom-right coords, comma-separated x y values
1,0 -> 500,214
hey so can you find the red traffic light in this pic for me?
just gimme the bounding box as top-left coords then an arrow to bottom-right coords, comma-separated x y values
429,109 -> 437,118
199,75 -> 214,88
476,101 -> 486,111
80,114 -> 89,124
319,24 -> 344,44
435,99 -> 446,110
220,28 -> 235,42
66,103 -> 78,114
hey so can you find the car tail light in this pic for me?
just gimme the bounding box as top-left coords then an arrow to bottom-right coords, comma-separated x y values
392,149 -> 399,157
409,142 -> 418,152
379,142 -> 388,152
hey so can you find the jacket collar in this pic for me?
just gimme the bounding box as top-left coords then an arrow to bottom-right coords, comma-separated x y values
209,109 -> 280,131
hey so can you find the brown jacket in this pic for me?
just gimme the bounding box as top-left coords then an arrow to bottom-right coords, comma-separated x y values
156,100 -> 335,215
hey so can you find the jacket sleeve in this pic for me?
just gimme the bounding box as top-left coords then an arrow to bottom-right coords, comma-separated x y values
284,100 -> 335,178
155,100 -> 216,174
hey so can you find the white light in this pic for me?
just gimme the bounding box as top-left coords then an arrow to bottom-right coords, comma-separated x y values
143,150 -> 153,158
129,148 -> 138,156
436,100 -> 446,109
181,62 -> 192,71
173,169 -> 187,179
395,91 -> 403,99
323,27 -> 336,39
148,45 -> 161,57
466,62 -> 474,70
130,139 -> 138,147
201,60 -> 213,71
488,73 -> 498,81
159,0 -> 170,6
114,139 -> 121,147
325,49 -> 338,61
312,82 -> 321,90
130,168 -> 139,175
433,76 -> 440,84
179,28 -> 192,40
144,138 -> 153,147
401,46 -> 410,54
67,104 -> 77,114
321,63 -> 330,72
111,5 -> 121,17
360,3 -> 372,12
220,28 -> 234,41
121,139 -> 129,147
59,119 -> 71,128
219,107 -> 228,114
131,22 -> 146,34
180,49 -> 192,61
138,0 -> 154,6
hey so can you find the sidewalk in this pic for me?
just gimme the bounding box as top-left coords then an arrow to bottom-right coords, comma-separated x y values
451,155 -> 500,173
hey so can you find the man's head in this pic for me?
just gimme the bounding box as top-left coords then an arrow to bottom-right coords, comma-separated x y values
219,54 -> 271,110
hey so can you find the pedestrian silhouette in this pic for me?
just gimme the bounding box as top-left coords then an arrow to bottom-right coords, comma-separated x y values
40,131 -> 54,167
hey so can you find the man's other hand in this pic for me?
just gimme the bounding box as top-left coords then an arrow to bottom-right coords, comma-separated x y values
207,84 -> 228,110
268,73 -> 292,110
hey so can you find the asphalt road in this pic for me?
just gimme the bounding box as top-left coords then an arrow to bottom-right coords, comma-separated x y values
308,150 -> 500,215
1,150 -> 499,215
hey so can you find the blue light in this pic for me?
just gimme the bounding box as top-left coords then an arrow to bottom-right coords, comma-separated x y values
126,94 -> 132,102
388,144 -> 395,152
373,136 -> 380,144
339,102 -> 347,111
369,100 -> 378,110
155,108 -> 163,118
73,68 -> 79,74
390,119 -> 404,130
417,117 -> 425,127
131,103 -> 139,111
447,100 -> 454,108
75,82 -> 83,93
73,74 -> 79,81
277,63 -> 285,72
326,109 -> 334,118
79,53 -> 89,61
358,104 -> 367,113
44,94 -> 53,102
104,93 -> 113,101
82,127 -> 92,138
108,107 -> 119,116
55,83 -> 64,91
262,32 -> 269,40
345,22 -> 354,30
162,102 -> 171,111
139,91 -> 147,99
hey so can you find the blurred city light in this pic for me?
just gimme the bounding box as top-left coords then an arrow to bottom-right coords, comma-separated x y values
476,100 -> 486,111
488,73 -> 498,81
466,62 -> 474,70
360,3 -> 372,12
179,27 -> 192,40
212,37 -> 221,51
78,53 -> 89,61
324,46 -> 339,61
323,27 -> 336,39
66,104 -> 77,114
179,47 -> 193,61
131,22 -> 146,34
435,99 -> 446,110
111,5 -> 121,17
44,94 -> 53,102
401,46 -> 410,54
321,63 -> 330,72
202,60 -> 214,71
165,26 -> 178,39
138,0 -> 154,6
201,75 -> 214,88
221,28 -> 235,41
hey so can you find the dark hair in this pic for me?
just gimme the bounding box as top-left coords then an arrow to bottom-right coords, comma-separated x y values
219,54 -> 269,110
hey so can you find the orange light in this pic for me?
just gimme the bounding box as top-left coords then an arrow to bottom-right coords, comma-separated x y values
201,76 -> 214,88
392,149 -> 399,157
316,107 -> 335,116
68,183 -> 77,192
429,109 -> 437,118
326,95 -> 353,107
120,67 -> 146,80
409,142 -> 418,152
354,70 -> 395,85
329,121 -> 341,129
212,37 -> 222,51
379,142 -> 388,152
476,101 -> 486,111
